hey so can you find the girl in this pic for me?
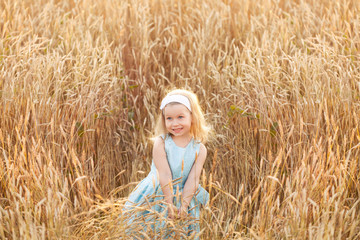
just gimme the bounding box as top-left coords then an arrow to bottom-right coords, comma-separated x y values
122,89 -> 210,239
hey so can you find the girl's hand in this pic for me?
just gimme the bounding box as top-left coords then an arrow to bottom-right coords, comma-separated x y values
178,207 -> 189,219
167,204 -> 178,219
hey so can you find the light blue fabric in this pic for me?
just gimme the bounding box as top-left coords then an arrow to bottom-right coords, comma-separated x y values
122,134 -> 209,239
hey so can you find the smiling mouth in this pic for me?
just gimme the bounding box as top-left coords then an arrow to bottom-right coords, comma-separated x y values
173,128 -> 183,133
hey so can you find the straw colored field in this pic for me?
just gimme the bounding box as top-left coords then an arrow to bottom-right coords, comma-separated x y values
1,0 -> 359,239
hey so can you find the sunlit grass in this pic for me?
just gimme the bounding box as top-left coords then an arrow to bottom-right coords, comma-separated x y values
0,0 -> 359,239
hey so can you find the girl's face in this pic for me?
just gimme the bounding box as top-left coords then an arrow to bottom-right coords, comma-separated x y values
163,103 -> 192,138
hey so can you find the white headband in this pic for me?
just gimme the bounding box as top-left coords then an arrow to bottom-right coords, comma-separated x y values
160,94 -> 192,112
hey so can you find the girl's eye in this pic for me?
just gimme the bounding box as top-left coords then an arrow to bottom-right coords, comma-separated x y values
166,117 -> 172,120
178,116 -> 184,119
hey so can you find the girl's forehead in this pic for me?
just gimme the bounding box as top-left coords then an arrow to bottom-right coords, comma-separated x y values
163,103 -> 191,115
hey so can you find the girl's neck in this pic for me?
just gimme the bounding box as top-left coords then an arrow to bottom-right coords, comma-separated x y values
170,134 -> 192,147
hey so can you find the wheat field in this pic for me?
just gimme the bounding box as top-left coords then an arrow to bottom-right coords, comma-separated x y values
0,0 -> 360,239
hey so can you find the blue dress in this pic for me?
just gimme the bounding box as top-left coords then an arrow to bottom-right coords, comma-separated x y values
122,134 -> 209,239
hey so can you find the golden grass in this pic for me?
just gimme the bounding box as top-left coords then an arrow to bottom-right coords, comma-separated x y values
1,0 -> 360,239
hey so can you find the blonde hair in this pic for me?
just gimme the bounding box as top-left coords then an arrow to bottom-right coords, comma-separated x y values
155,89 -> 210,143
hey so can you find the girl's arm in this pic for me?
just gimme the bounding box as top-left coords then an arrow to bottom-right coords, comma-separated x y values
181,143 -> 207,211
153,136 -> 174,205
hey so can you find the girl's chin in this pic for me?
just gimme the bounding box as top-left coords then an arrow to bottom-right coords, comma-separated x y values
171,131 -> 192,138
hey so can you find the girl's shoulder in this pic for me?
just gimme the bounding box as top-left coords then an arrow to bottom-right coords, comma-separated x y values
153,135 -> 165,146
195,142 -> 207,165
153,135 -> 166,155
159,133 -> 169,140
199,142 -> 207,155
193,139 -> 206,156
194,137 -> 205,147
153,134 -> 170,147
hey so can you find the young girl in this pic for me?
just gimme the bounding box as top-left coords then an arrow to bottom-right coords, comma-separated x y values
122,89 -> 210,239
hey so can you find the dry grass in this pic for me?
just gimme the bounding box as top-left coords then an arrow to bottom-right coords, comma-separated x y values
1,0 -> 360,239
